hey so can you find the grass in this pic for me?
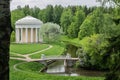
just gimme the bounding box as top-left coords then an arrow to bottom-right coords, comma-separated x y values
10,72 -> 104,80
61,35 -> 81,47
10,59 -> 104,80
30,44 -> 64,59
17,62 -> 44,73
10,43 -> 49,55
10,53 -> 25,58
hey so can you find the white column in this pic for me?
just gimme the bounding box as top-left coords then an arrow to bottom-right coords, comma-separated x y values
25,28 -> 28,43
31,28 -> 33,43
17,28 -> 20,42
21,28 -> 23,43
36,28 -> 38,42
15,28 -> 18,43
38,28 -> 40,42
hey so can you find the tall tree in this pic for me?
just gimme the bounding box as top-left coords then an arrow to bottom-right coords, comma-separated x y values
43,5 -> 53,22
60,8 -> 73,34
67,7 -> 85,38
53,5 -> 63,25
11,9 -> 25,30
30,6 -> 40,18
96,1 -> 120,80
22,5 -> 30,16
78,8 -> 104,39
0,0 -> 12,80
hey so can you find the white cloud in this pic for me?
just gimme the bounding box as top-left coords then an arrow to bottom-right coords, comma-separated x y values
10,0 -> 100,10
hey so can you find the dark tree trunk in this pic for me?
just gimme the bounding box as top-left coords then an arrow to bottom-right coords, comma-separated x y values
0,0 -> 12,80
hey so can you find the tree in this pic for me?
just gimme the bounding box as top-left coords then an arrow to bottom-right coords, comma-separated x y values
11,9 -> 25,30
0,0 -> 12,80
43,5 -> 53,22
40,23 -> 61,43
104,24 -> 120,80
38,9 -> 45,23
78,8 -> 104,39
67,7 -> 85,38
22,5 -> 31,16
96,0 -> 120,7
77,34 -> 109,70
30,6 -> 40,18
60,8 -> 73,34
53,5 -> 63,25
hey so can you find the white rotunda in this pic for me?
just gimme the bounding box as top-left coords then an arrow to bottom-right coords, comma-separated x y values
15,16 -> 43,43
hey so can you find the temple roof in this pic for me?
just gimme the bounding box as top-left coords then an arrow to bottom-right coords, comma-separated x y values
15,16 -> 43,25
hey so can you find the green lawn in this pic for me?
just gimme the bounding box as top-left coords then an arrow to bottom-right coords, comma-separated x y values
10,53 -> 25,58
61,35 -> 81,47
17,62 -> 44,73
30,44 -> 64,59
10,43 -> 49,55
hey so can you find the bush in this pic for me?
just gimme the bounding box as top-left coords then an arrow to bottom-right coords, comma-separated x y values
40,22 -> 61,43
77,34 -> 109,70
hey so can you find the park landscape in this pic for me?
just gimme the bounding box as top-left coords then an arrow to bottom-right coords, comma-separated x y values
9,0 -> 120,80
10,43 -> 104,80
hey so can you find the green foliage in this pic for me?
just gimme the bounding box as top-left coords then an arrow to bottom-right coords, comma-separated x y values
68,8 -> 85,38
30,6 -> 40,18
41,5 -> 53,23
78,8 -> 116,39
60,8 -> 73,34
10,43 -> 48,54
78,34 -> 109,69
38,9 -> 45,22
22,5 -> 31,16
40,22 -> 61,43
78,8 -> 104,39
61,35 -> 81,47
10,31 -> 15,42
53,5 -> 63,24
11,9 -> 25,30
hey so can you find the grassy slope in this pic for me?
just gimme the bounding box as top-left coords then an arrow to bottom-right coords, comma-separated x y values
61,35 -> 81,47
30,44 -> 64,59
10,43 -> 48,54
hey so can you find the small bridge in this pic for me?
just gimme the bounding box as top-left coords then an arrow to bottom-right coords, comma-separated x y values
30,54 -> 79,67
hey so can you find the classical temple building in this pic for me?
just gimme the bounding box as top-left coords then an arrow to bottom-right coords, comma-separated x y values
15,16 -> 43,43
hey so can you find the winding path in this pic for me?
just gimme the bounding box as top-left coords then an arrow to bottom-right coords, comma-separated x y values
10,45 -> 53,71
10,45 -> 53,61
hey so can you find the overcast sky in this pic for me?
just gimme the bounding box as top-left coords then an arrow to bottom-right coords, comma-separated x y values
10,0 -> 100,10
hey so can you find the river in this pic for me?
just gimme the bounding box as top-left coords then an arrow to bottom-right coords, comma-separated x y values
45,60 -> 105,76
